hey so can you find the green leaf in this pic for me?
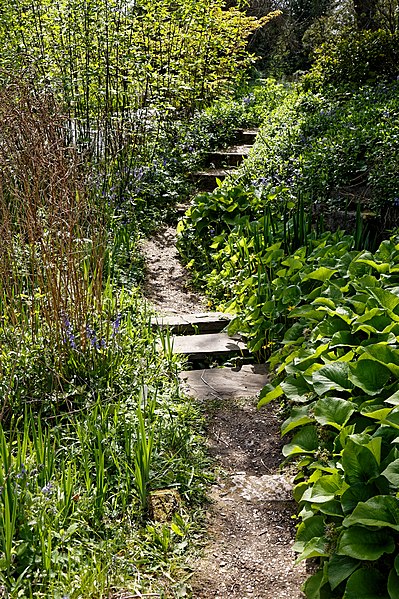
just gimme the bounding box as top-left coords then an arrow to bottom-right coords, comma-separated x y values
281,375 -> 313,403
303,267 -> 337,282
330,330 -> 361,348
369,287 -> 399,311
385,390 -> 399,406
257,384 -> 283,408
337,527 -> 395,560
328,554 -> 359,591
282,425 -> 319,458
381,458 -> 399,487
360,405 -> 392,421
343,496 -> 399,531
343,568 -> 389,599
341,482 -> 375,514
302,474 -> 343,504
348,360 -> 391,395
341,439 -> 380,485
288,304 -> 324,320
281,404 -> 315,436
303,568 -> 332,599
313,397 -> 355,430
293,515 -> 325,553
388,567 -> 399,599
316,499 -> 344,517
312,362 -> 353,396
296,536 -> 329,562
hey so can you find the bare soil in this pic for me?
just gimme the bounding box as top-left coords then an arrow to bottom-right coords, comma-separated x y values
140,225 -> 206,315
191,398 -> 306,599
141,224 -> 306,599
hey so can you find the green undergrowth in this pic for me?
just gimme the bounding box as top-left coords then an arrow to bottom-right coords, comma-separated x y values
0,291 -> 211,598
228,80 -> 399,216
176,74 -> 399,596
260,236 -> 399,598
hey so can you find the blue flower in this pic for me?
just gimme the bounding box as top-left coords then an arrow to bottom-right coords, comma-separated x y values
61,312 -> 77,349
41,482 -> 53,495
112,314 -> 122,337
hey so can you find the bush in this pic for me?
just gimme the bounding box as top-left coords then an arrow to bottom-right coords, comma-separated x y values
304,29 -> 399,90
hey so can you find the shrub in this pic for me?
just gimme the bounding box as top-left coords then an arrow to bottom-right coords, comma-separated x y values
304,29 -> 399,90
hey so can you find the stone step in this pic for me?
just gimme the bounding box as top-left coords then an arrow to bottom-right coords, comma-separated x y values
208,144 -> 251,168
191,167 -> 237,192
152,312 -> 232,335
236,128 -> 258,145
171,332 -> 248,360
179,363 -> 269,400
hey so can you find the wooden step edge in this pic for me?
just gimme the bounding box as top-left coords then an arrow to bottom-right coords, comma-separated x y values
179,363 -> 269,399
152,312 -> 233,335
192,167 -> 237,178
169,332 -> 248,359
210,145 -> 252,156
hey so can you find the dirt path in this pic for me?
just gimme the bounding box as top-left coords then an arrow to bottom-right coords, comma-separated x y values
141,224 -> 306,599
140,225 -> 206,315
191,397 -> 306,598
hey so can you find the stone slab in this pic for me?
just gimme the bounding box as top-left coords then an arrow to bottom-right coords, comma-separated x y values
236,128 -> 258,144
179,364 -> 269,399
152,312 -> 233,334
209,145 -> 251,167
171,332 -> 247,359
191,167 -> 237,191
220,473 -> 294,503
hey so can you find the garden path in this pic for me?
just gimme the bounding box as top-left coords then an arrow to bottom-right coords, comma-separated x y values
141,132 -> 306,598
141,225 -> 306,598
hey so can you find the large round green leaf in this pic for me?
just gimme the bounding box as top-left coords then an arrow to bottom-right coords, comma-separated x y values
313,362 -> 354,396
343,568 -> 389,599
337,526 -> 395,560
328,554 -> 359,591
348,360 -> 391,395
343,496 -> 399,531
341,440 -> 380,485
282,425 -> 319,457
281,403 -> 315,436
313,397 -> 355,429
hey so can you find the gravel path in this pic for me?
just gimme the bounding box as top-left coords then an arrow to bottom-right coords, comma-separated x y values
141,222 -> 306,599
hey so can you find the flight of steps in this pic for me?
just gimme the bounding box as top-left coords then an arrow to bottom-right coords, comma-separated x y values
154,312 -> 269,400
191,128 -> 258,192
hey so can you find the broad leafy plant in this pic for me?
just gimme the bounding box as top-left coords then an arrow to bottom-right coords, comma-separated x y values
260,236 -> 399,598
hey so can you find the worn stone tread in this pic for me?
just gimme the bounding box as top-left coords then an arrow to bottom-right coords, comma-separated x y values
153,312 -> 232,334
179,364 -> 269,399
236,128 -> 259,144
171,332 -> 247,359
209,145 -> 252,167
193,167 -> 237,177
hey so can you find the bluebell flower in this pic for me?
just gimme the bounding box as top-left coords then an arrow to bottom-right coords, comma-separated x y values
86,324 -> 98,348
16,463 -> 27,479
61,312 -> 77,349
112,314 -> 122,337
41,482 -> 53,495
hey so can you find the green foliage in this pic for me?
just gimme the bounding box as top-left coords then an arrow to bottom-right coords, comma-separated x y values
304,29 -> 399,89
259,236 -> 399,597
0,296 -> 210,596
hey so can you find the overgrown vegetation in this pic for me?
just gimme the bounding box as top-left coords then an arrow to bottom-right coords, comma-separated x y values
0,1 -> 283,596
2,0 -> 399,594
177,14 -> 399,598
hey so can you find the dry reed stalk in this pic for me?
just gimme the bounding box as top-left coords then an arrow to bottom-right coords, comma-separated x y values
0,78 -> 106,355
